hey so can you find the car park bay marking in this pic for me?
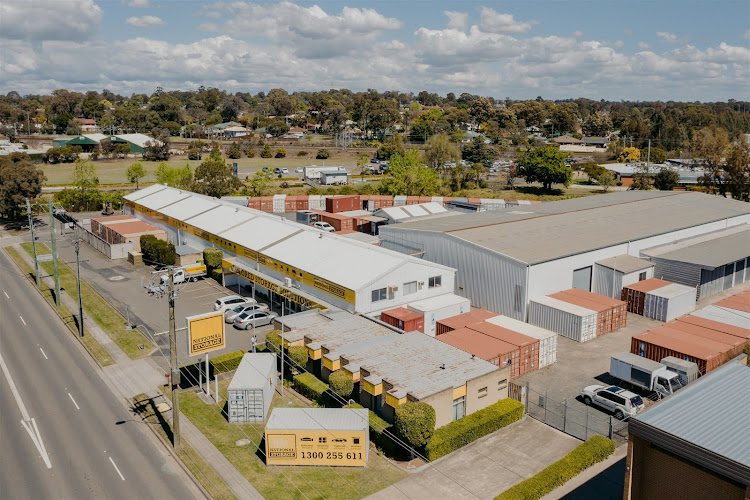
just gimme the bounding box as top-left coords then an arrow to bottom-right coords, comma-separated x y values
3,291 -> 9,299
39,348 -> 48,360
68,393 -> 80,410
19,316 -> 26,326
109,457 -> 125,481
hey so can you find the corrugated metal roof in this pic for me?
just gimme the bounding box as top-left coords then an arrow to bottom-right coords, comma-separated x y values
266,408 -> 368,432
382,192 -> 750,265
631,361 -> 750,478
595,255 -> 654,274
227,353 -> 276,390
642,226 -> 750,268
691,305 -> 750,330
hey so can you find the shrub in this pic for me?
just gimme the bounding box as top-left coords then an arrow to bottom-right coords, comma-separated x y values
425,399 -> 524,461
246,147 -> 255,158
228,142 -> 242,159
293,373 -> 329,405
188,148 -> 201,160
274,147 -> 287,158
210,268 -> 223,283
203,247 -> 223,269
329,370 -> 354,398
288,345 -> 308,370
265,330 -> 282,353
395,402 -> 436,449
140,235 -> 158,262
296,150 -> 308,156
495,435 -> 616,500
316,148 -> 330,159
260,144 -> 273,158
211,350 -> 246,373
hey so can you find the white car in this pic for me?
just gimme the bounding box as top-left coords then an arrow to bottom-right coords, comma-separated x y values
295,167 -> 304,173
233,310 -> 278,329
581,385 -> 644,420
280,168 -> 289,174
224,303 -> 269,323
213,295 -> 255,313
313,221 -> 335,232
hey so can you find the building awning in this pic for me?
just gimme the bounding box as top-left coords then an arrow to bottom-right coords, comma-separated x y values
595,255 -> 654,274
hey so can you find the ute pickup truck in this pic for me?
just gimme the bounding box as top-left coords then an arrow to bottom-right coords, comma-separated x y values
610,352 -> 686,399
159,264 -> 207,285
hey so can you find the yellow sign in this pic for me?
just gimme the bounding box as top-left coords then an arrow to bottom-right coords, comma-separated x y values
265,430 -> 368,467
186,311 -> 225,356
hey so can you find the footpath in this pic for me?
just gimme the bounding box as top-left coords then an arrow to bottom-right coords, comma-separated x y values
11,241 -> 263,500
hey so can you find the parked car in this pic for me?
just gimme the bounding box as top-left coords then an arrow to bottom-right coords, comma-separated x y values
581,385 -> 644,420
224,303 -> 269,323
370,158 -> 380,163
280,168 -> 289,174
233,310 -> 278,329
313,221 -> 335,232
214,295 -> 255,313
274,167 -> 281,174
295,167 -> 304,173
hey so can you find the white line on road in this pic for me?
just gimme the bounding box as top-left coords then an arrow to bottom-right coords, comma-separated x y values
19,316 -> 26,326
0,350 -> 30,421
109,457 -> 125,481
39,348 -> 48,360
68,393 -> 80,410
3,291 -> 8,298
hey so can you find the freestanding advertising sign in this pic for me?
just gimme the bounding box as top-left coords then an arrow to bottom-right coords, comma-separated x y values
186,311 -> 225,356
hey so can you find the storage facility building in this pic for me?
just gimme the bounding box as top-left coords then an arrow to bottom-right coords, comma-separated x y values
89,214 -> 166,251
379,191 -> 750,320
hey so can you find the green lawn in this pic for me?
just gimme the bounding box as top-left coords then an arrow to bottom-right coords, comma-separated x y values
176,379 -> 406,500
132,393 -> 237,500
5,247 -> 114,366
20,242 -> 148,360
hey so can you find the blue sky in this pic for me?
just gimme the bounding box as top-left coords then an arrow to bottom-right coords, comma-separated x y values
2,0 -> 749,101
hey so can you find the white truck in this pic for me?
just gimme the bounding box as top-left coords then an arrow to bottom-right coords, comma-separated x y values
609,352 -> 685,399
159,264 -> 207,285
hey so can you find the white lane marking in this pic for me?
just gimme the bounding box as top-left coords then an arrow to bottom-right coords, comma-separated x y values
39,348 -> 48,360
0,350 -> 52,469
68,393 -> 80,410
19,316 -> 26,326
3,291 -> 8,298
109,457 -> 125,481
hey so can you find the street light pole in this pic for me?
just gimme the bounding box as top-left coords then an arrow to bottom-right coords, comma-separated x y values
74,236 -> 84,337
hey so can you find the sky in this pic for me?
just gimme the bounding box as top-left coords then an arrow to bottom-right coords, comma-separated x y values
1,0 -> 749,101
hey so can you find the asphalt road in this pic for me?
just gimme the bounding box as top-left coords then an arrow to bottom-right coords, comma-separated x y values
0,250 -> 198,500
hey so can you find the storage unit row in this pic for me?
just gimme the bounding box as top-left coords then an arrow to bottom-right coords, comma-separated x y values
549,289 -> 627,336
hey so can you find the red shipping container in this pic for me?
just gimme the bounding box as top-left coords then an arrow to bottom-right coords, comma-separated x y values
438,327 -> 521,378
325,195 -> 361,213
631,326 -> 726,374
380,307 -> 424,332
405,196 -> 420,205
435,309 -> 498,336
314,211 -> 353,232
247,198 -> 261,210
467,322 -> 540,375
715,289 -> 750,313
660,323 -> 746,360
622,279 -> 671,315
676,315 -> 750,340
418,196 -> 432,204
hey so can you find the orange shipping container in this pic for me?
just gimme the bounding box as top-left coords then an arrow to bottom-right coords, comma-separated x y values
435,309 -> 499,336
326,195 -> 361,213
314,211 -> 354,232
675,315 -> 750,341
437,327 -> 522,378
467,322 -> 540,375
715,290 -> 750,313
622,278 -> 671,315
380,307 -> 424,332
631,327 -> 725,374
659,323 -> 747,361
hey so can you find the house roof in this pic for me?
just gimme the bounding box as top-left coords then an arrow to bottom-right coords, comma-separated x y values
553,135 -> 583,144
113,133 -> 161,148
642,225 -> 750,269
629,361 -> 750,485
381,191 -> 750,265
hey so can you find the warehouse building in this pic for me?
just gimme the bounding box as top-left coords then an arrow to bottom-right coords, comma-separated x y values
277,310 -> 509,428
379,191 -> 750,320
625,360 -> 750,499
123,185 -> 455,315
89,214 -> 166,251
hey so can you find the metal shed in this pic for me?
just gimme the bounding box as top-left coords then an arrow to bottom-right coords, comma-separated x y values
227,353 -> 277,423
593,254 -> 654,299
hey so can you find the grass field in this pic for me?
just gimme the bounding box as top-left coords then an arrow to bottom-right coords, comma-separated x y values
174,379 -> 406,500
20,242 -> 148,360
5,246 -> 114,366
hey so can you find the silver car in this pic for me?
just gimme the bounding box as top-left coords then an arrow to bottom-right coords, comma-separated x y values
581,385 -> 644,420
224,303 -> 269,323
233,310 -> 278,330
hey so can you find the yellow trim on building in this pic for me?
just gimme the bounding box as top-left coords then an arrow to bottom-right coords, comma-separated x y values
322,357 -> 341,371
342,366 -> 360,382
308,348 -> 322,360
452,385 -> 467,400
362,379 -> 383,396
385,393 -> 406,408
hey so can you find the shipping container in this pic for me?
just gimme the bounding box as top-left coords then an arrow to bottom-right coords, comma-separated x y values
486,315 -> 558,368
690,305 -> 750,331
659,323 -> 746,361
631,326 -> 725,374
308,195 -> 324,211
437,327 -> 522,378
227,353 -> 277,423
313,211 -> 354,232
393,195 -> 407,206
550,291 -> 610,336
272,194 -> 286,213
675,314 -> 750,341
467,322 -> 540,375
642,283 -> 696,322
435,308 -> 498,336
407,294 -> 471,337
621,278 -> 672,315
326,195 -> 361,213
406,196 -> 420,205
528,296 -> 597,342
715,289 -> 750,313
379,307 -> 424,332
260,196 -> 274,213
247,198 -> 261,211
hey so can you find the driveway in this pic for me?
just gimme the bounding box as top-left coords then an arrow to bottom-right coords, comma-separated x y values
368,418 -> 580,500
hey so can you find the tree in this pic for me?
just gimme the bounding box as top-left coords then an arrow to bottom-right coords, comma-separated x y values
691,127 -> 730,197
192,152 -> 241,198
617,147 -> 641,163
376,134 -> 405,160
423,133 -> 460,174
724,141 -> 750,201
267,119 -> 290,137
0,153 -> 46,218
227,141 -> 242,159
462,136 -> 496,167
155,162 -> 192,188
72,157 -> 100,209
378,151 -> 439,196
126,161 -> 146,189
653,168 -> 680,191
517,146 -> 572,192
287,346 -> 308,374
630,163 -> 652,190
582,111 -> 612,137
275,147 -> 286,158
394,402 -> 436,449
595,170 -> 617,192
640,146 -> 666,164
260,144 -> 273,158
316,148 -> 330,159
114,143 -> 131,159
328,370 -> 353,399
143,133 -> 170,161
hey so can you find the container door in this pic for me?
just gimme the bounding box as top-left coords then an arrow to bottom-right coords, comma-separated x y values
572,266 -> 592,292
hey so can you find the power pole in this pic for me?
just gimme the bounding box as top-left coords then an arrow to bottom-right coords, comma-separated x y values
26,199 -> 40,287
167,268 -> 181,448
74,234 -> 84,337
48,199 -> 61,307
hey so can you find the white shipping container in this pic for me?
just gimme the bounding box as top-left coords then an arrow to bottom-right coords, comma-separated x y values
528,296 -> 597,343
227,353 -> 277,423
431,196 -> 444,205
394,195 -> 407,206
407,294 -> 471,337
272,194 -> 286,213
643,283 -> 696,322
690,305 -> 750,330
486,315 -> 558,368
517,199 -> 531,206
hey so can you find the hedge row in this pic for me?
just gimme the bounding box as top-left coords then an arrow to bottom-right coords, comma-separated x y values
495,435 -> 616,500
425,398 -> 524,461
211,350 -> 246,373
293,373 -> 329,405
345,403 -> 397,455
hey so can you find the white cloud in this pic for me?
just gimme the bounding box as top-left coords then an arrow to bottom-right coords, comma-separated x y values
443,10 -> 468,31
126,15 -> 165,28
123,0 -> 150,7
478,7 -> 534,34
573,30 -> 583,38
638,41 -> 650,49
0,0 -> 102,41
657,31 -> 679,43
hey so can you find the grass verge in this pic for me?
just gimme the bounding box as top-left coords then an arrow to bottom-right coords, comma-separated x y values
495,435 -> 616,500
171,379 -> 406,500
20,242 -> 147,360
5,247 -> 114,366
132,393 -> 237,500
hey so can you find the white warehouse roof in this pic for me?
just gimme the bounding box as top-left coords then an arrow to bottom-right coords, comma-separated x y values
374,202 -> 448,222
